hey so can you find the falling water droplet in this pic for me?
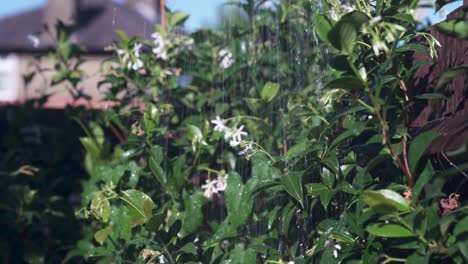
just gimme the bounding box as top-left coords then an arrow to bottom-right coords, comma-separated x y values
112,7 -> 116,25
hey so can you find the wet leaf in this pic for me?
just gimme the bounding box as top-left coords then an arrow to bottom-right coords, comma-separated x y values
367,223 -> 414,237
179,191 -> 205,237
120,189 -> 156,227
90,193 -> 110,223
362,189 -> 410,214
281,171 -> 304,208
225,172 -> 252,228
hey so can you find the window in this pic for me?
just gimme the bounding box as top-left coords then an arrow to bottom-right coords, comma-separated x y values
0,54 -> 18,102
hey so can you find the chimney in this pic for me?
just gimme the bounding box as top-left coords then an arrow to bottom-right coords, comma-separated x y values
44,0 -> 79,30
127,0 -> 160,22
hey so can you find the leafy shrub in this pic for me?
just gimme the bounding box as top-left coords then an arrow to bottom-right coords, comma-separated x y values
4,0 -> 467,263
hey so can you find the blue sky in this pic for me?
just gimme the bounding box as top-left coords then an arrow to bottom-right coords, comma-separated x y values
0,0 -> 227,31
0,0 -> 462,31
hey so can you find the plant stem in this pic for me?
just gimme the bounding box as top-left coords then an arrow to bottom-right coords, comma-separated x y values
347,56 -> 413,189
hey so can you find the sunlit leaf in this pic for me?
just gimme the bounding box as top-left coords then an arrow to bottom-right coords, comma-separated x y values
367,223 -> 414,237
261,82 -> 280,102
94,226 -> 112,245
362,189 -> 410,214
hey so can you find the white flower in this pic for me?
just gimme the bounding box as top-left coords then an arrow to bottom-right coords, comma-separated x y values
229,139 -> 241,147
333,243 -> 342,258
152,32 -> 168,60
238,142 -> 255,156
133,43 -> 142,57
369,15 -> 382,25
218,48 -> 234,69
201,179 -> 218,199
211,116 -> 228,132
116,43 -> 144,71
231,125 -> 248,142
201,175 -> 228,199
215,175 -> 228,192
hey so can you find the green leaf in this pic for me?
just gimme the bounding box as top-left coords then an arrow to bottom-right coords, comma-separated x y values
436,65 -> 468,89
229,245 -> 256,264
328,11 -> 369,54
328,20 -> 356,54
306,183 -> 329,197
261,82 -> 280,102
395,43 -> 427,54
412,161 -> 434,203
436,19 -> 468,39
454,216 -> 468,237
168,11 -> 190,27
120,189 -> 156,227
325,76 -> 364,91
90,193 -> 111,223
281,171 -> 304,208
79,137 -> 101,158
176,242 -> 197,256
414,93 -> 448,100
319,188 -> 333,210
94,226 -> 112,245
408,131 -> 441,173
314,13 -> 332,44
115,29 -> 129,43
179,191 -> 205,237
366,223 -> 414,237
146,211 -> 166,233
321,167 -> 335,188
225,172 -> 252,228
149,155 -> 166,186
362,189 -> 410,214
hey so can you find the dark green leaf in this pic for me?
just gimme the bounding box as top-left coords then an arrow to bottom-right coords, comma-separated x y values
436,19 -> 468,39
436,65 -> 468,89
325,76 -> 364,91
408,131 -> 441,173
281,171 -> 304,208
414,93 -> 448,100
395,43 -> 427,54
306,183 -> 329,197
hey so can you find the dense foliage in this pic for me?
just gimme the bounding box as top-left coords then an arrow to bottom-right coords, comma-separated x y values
1,0 -> 467,263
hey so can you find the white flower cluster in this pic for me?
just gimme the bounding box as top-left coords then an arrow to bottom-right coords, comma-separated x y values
211,116 -> 257,159
201,174 -> 228,199
151,32 -> 194,61
217,48 -> 235,69
211,116 -> 247,145
116,43 -> 144,71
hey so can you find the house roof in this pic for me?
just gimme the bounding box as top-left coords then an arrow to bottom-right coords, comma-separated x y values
0,0 -> 159,54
